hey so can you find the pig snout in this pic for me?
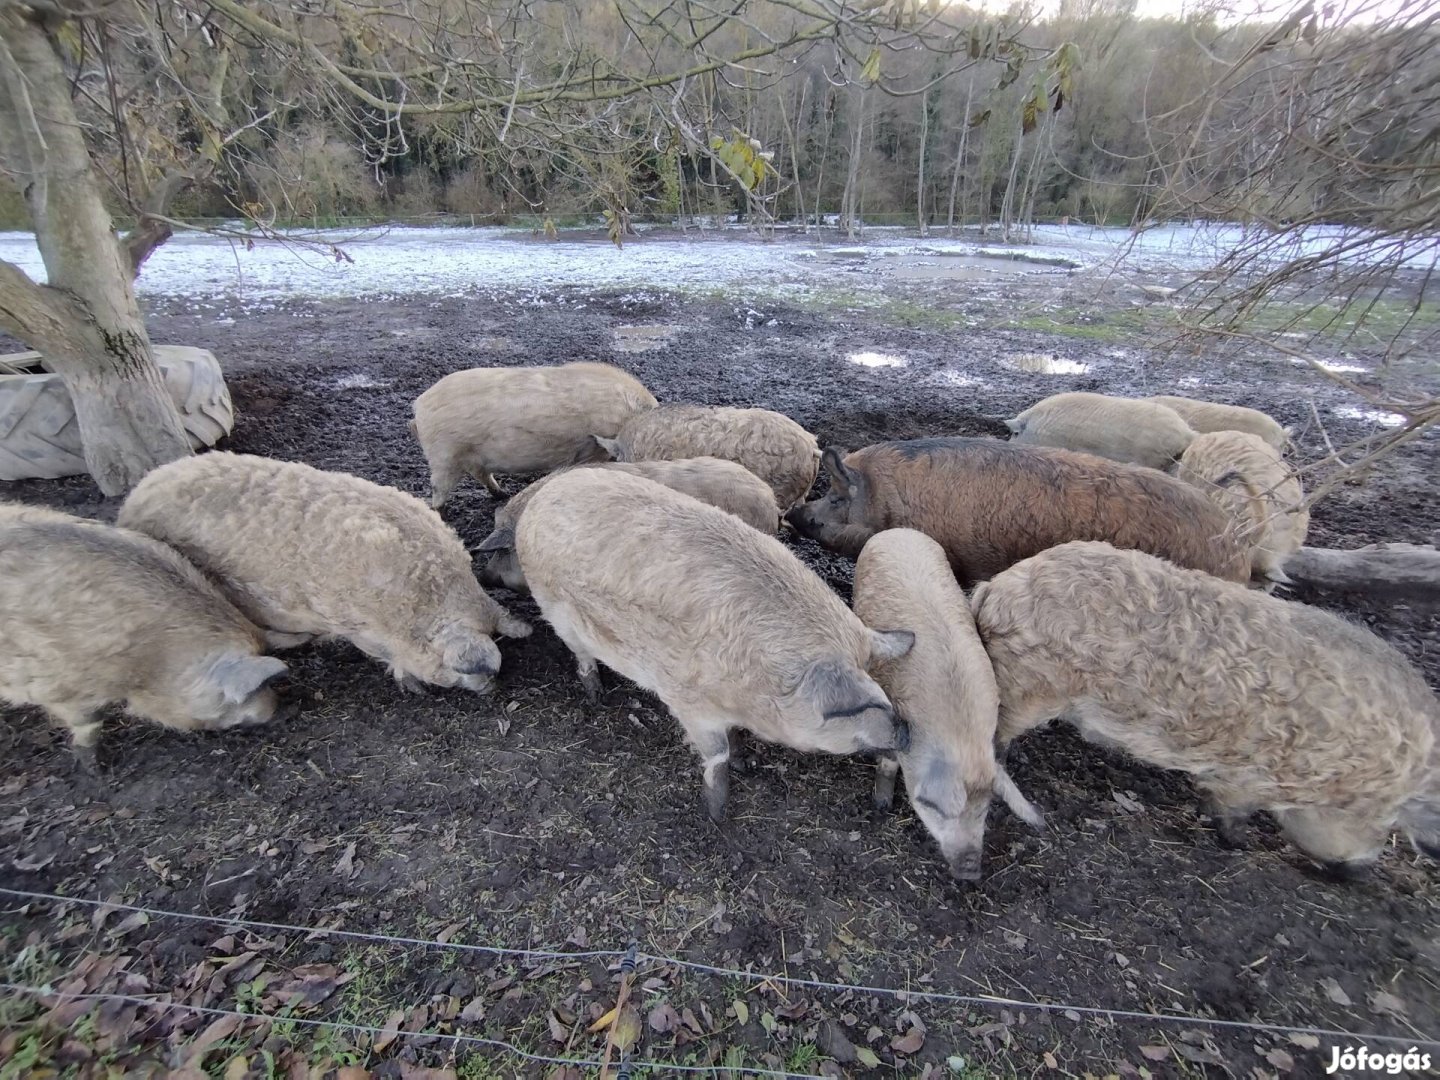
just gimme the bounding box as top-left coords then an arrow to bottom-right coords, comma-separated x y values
947,847 -> 983,883
891,715 -> 911,752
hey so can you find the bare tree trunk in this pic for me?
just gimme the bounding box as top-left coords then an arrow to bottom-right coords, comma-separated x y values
998,127 -> 1025,243
916,88 -> 929,238
840,85 -> 866,241
0,10 -> 191,496
812,90 -> 833,230
947,82 -> 974,235
777,84 -> 807,231
1283,544 -> 1440,604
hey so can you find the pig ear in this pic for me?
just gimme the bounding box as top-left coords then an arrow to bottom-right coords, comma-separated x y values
439,628 -> 501,675
869,628 -> 914,662
994,764 -> 1046,830
1004,417 -> 1023,434
820,447 -> 857,496
590,435 -> 622,460
797,657 -> 891,722
474,523 -> 515,552
211,653 -> 287,703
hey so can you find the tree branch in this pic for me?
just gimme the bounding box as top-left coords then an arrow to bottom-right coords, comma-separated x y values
0,257 -> 84,354
122,171 -> 191,277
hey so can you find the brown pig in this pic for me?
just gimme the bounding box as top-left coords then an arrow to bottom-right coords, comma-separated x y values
787,437 -> 1251,586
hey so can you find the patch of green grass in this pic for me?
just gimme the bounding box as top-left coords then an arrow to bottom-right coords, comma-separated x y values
1003,305 -> 1165,341
1237,297 -> 1440,342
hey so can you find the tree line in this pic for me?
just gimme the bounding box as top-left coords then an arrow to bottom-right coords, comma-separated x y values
2,1 -> 1433,243
0,0 -> 1433,492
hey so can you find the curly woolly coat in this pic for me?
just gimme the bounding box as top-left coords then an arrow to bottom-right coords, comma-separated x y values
972,541 -> 1440,870
0,503 -> 284,755
119,452 -> 530,693
410,361 -> 657,506
1175,430 -> 1309,583
595,404 -> 820,509
1006,392 -> 1197,469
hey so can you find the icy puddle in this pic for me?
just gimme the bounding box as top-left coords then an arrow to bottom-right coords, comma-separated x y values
613,324 -> 682,352
847,351 -> 907,368
1002,352 -> 1091,375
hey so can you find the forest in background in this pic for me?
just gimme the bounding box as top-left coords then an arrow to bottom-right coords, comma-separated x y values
1,0 -> 1434,242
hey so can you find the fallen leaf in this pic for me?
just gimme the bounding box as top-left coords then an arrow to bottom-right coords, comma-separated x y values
680,1006 -> 704,1036
567,926 -> 588,948
891,1026 -> 925,1055
1113,952 -> 1130,969
1112,790 -> 1143,813
817,1019 -> 858,1064
1287,1033 -> 1319,1050
1176,1043 -> 1224,1066
372,1008 -> 405,1053
335,1069 -> 370,1080
333,842 -> 358,879
186,1015 -> 242,1064
1139,1045 -> 1170,1062
1264,1047 -> 1295,1071
760,1012 -> 777,1034
612,1005 -> 642,1051
112,911 -> 150,936
587,1006 -> 618,1034
12,852 -> 56,872
547,1009 -> 567,1043
435,922 -> 465,944
459,997 -> 485,1024
545,1068 -> 582,1080
1370,990 -> 1406,1017
223,1055 -> 249,1080
649,1003 -> 680,1033
397,1067 -> 456,1080
732,999 -> 749,1025
1320,977 -> 1352,1007
776,999 -> 808,1021
855,1046 -> 882,1069
1043,1051 -> 1058,1069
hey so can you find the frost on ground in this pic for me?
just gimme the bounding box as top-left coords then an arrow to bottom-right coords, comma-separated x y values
1332,404 -> 1407,427
4,220 -> 1433,305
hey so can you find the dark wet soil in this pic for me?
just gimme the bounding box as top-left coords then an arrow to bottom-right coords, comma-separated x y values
1,281 -> 1437,1078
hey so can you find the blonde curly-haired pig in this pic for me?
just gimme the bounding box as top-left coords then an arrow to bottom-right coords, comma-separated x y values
1146,395 -> 1290,449
516,469 -> 914,823
410,362 -> 657,507
1005,392 -> 1197,469
0,504 -> 286,769
119,453 -> 530,694
476,457 -> 781,592
1176,430 -> 1309,586
972,541 -> 1440,877
852,529 -> 1044,881
592,404 -> 820,509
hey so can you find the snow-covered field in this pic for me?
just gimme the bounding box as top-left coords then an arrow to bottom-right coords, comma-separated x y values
3,221 -> 1434,303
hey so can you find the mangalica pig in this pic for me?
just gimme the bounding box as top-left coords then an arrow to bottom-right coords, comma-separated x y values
593,404 -> 820,509
1005,392 -> 1196,469
119,452 -> 530,694
476,456 -> 781,592
410,361 -> 657,506
516,469 -> 914,823
972,541 -> 1440,876
1146,395 -> 1290,449
852,529 -> 1044,881
0,504 -> 286,768
1176,430 -> 1309,585
787,438 -> 1251,585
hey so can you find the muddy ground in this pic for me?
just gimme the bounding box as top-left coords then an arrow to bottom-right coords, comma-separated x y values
1,261 -> 1438,1078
